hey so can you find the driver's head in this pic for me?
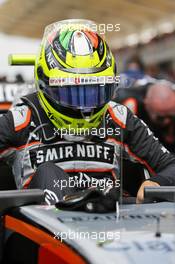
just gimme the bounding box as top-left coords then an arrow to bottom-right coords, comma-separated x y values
144,81 -> 175,126
35,19 -> 117,132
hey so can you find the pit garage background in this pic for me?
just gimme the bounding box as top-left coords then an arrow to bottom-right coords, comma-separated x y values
0,0 -> 175,80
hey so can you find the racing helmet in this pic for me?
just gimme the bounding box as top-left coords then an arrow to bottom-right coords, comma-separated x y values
35,19 -> 117,131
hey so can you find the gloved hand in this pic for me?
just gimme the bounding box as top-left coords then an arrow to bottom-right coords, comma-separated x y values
56,186 -> 120,213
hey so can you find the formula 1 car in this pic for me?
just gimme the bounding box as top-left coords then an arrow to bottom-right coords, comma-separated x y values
0,188 -> 175,264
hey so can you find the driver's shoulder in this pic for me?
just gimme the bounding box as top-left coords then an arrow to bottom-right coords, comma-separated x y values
10,102 -> 32,132
107,100 -> 128,128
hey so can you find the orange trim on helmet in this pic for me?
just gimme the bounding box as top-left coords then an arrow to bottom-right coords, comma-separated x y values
5,215 -> 86,264
122,98 -> 138,115
83,30 -> 98,48
15,108 -> 32,131
107,137 -> 156,175
108,106 -> 126,128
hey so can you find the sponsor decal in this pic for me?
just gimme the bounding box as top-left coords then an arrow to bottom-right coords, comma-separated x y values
29,142 -> 115,168
49,75 -> 120,86
57,213 -> 175,223
102,239 -> 175,253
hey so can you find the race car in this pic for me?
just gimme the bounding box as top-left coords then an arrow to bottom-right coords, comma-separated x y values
0,188 -> 175,264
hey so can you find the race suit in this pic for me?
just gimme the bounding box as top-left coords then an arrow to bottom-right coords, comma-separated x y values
0,92 -> 175,194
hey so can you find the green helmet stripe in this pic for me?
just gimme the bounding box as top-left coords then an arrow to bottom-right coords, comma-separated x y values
59,30 -> 73,50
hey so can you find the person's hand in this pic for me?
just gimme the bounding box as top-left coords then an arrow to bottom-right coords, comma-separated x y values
136,180 -> 160,204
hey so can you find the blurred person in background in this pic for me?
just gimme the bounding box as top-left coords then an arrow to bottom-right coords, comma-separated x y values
15,74 -> 25,83
144,81 -> 175,152
124,55 -> 145,80
120,55 -> 155,88
147,62 -> 175,82
117,80 -> 175,152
